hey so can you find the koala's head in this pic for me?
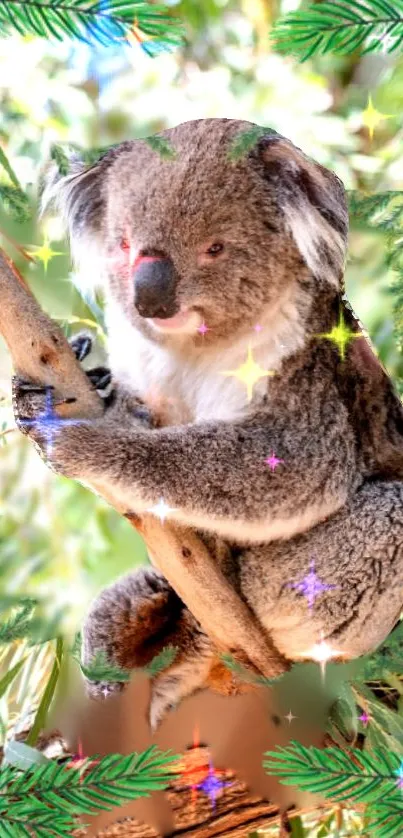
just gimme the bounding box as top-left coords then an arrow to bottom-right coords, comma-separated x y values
42,119 -> 348,347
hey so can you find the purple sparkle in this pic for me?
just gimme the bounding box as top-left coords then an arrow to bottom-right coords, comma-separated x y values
265,452 -> 284,472
395,760 -> 403,790
196,760 -> 232,808
20,386 -> 88,458
288,559 -> 337,611
254,323 -> 263,332
359,711 -> 369,727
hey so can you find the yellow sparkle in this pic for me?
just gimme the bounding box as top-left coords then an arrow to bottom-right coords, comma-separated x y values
315,310 -> 361,361
361,95 -> 393,141
28,236 -> 64,273
221,345 -> 275,402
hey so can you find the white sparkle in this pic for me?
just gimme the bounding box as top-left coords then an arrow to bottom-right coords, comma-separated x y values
146,496 -> 178,524
284,710 -> 297,724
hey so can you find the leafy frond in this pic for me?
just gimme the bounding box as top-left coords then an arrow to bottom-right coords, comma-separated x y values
0,599 -> 38,644
0,746 -> 177,835
264,739 -> 401,804
347,190 -> 403,364
272,1 -> 403,61
80,649 -> 132,682
143,644 -> 178,676
0,0 -> 184,51
0,183 -> 31,222
227,125 -> 277,162
143,134 -> 177,159
74,633 -> 178,682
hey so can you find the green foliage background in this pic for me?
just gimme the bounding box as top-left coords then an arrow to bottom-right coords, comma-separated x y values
1,4 -> 403,834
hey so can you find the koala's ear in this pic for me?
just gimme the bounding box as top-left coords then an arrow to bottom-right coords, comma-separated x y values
255,135 -> 348,289
40,152 -> 107,294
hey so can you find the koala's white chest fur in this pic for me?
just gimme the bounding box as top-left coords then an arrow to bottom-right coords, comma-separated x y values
105,294 -> 307,426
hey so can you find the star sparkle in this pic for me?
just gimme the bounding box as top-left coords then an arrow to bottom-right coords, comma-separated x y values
395,760 -> 403,790
146,497 -> 177,524
288,559 -> 336,612
20,386 -> 87,459
28,235 -> 64,273
361,94 -> 393,141
315,310 -> 362,361
195,759 -> 232,809
221,345 -> 274,402
359,711 -> 370,727
198,321 -> 209,336
284,710 -> 297,724
265,452 -> 284,472
297,634 -> 346,682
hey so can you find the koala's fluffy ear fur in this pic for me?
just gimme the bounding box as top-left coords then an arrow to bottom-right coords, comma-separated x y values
40,149 -> 113,295
254,135 -> 349,290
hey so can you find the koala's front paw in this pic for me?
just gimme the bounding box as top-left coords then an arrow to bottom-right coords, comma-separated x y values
70,332 -> 154,429
70,333 -> 113,400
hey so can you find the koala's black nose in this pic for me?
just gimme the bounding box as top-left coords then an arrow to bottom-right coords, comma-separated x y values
133,256 -> 178,319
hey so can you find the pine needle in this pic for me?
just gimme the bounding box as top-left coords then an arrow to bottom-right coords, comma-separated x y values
272,1 -> 403,61
0,0 -> 184,51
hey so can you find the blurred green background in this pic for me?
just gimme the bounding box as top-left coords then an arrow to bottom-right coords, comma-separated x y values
0,0 -> 403,746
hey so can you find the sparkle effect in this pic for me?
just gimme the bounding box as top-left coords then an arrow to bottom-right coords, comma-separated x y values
221,345 -> 274,402
315,310 -> 361,361
361,95 -> 393,141
359,711 -> 370,727
288,559 -> 336,612
284,710 -> 297,724
195,759 -> 232,809
28,236 -> 64,273
297,635 -> 346,681
265,452 -> 284,472
254,323 -> 263,333
19,386 -> 87,458
146,497 -> 177,524
395,760 -> 403,790
198,321 -> 209,336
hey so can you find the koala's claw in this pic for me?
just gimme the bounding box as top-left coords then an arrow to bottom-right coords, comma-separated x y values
70,333 -> 93,363
87,366 -> 112,394
69,333 -> 113,399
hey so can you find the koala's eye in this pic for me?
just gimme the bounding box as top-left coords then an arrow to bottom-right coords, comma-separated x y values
206,242 -> 224,256
120,238 -> 130,252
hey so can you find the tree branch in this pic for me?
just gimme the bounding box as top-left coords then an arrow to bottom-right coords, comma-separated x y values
0,247 -> 286,678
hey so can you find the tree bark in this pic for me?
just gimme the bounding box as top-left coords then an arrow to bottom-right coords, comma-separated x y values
72,746 -> 299,838
0,248 -> 284,678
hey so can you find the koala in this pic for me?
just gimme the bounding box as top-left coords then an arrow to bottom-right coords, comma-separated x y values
13,118 -> 403,730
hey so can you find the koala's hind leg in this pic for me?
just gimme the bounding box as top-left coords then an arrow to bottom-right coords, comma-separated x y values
82,566 -> 215,730
240,480 -> 403,662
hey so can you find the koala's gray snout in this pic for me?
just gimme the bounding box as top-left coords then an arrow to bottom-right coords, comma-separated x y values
133,256 -> 178,319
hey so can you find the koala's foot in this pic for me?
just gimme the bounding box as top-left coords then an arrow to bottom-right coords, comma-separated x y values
82,566 -> 214,730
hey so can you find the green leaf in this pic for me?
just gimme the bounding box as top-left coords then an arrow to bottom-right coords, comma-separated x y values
143,134 -> 177,159
0,598 -> 38,643
289,815 -> 306,837
0,145 -> 21,189
0,657 -> 27,700
264,739 -> 401,804
3,741 -> 50,771
143,644 -> 178,676
227,125 -> 277,161
50,144 -> 72,177
0,0 -> 184,52
0,183 -> 31,222
80,648 -> 132,683
26,637 -> 64,747
271,1 -> 403,61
